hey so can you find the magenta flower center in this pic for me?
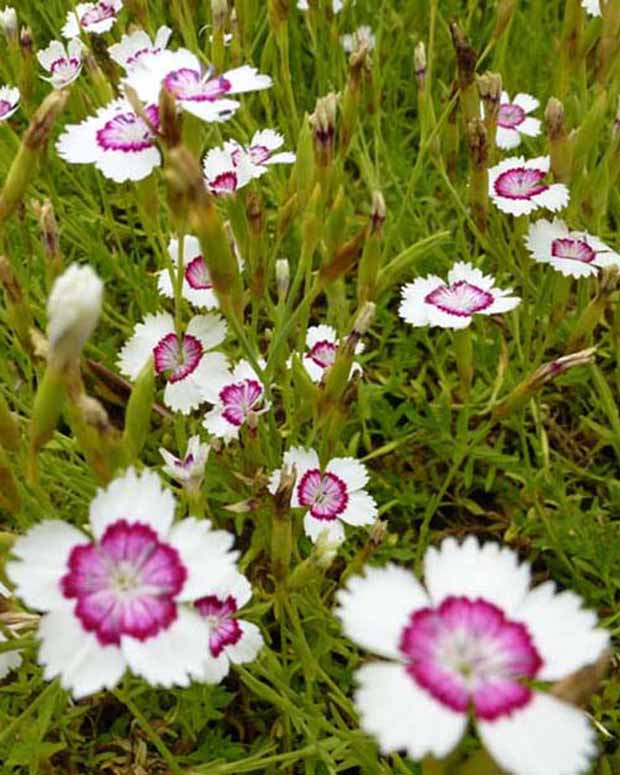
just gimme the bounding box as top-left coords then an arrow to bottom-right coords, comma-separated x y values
400,596 -> 543,721
153,332 -> 204,383
308,340 -> 338,369
50,57 -> 81,83
195,594 -> 242,657
297,469 -> 349,520
80,2 -> 116,27
185,255 -> 213,289
551,237 -> 596,264
249,144 -> 271,165
220,379 -> 263,427
425,280 -> 494,317
95,105 -> 159,153
497,103 -> 525,129
0,100 -> 13,118
209,171 -> 240,196
61,520 -> 187,646
163,68 -> 232,103
494,167 -> 548,200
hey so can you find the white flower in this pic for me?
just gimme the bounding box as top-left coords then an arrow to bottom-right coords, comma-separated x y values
582,0 -> 600,15
125,48 -> 272,124
490,91 -> 541,150
160,435 -> 209,495
157,235 -> 219,310
56,97 -> 161,183
47,264 -> 103,363
224,129 -> 296,180
0,84 -> 19,121
108,26 -> 172,72
269,447 -> 378,544
299,324 -> 363,383
203,146 -> 255,196
341,26 -> 376,54
335,536 -> 609,775
489,156 -> 569,216
194,571 -> 264,683
37,39 -> 83,90
202,360 -> 268,441
525,218 -> 620,278
61,1 -> 123,38
0,631 -> 22,679
0,6 -> 17,38
399,262 -> 520,330
6,467 -> 240,698
118,311 -> 228,415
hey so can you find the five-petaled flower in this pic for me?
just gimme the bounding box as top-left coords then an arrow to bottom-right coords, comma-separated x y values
108,26 -> 173,72
224,129 -> 296,179
6,467 -> 240,698
399,262 -> 521,330
194,570 -> 264,683
525,218 -> 620,278
336,536 -> 609,775
61,0 -> 123,38
160,435 -> 210,495
0,84 -> 19,121
300,324 -> 363,383
341,26 -> 376,54
125,48 -> 272,124
269,447 -> 378,543
203,146 -> 254,196
490,91 -> 541,150
118,311 -> 228,414
202,360 -> 268,441
489,156 -> 569,216
37,39 -> 83,90
56,97 -> 161,183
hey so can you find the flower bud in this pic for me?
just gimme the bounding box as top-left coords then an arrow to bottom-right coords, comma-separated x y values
493,0 -> 517,41
545,97 -> 572,183
310,93 -> 338,167
276,258 -> 290,302
414,41 -> 426,88
160,435 -> 209,496
32,199 -> 62,279
47,264 -> 103,367
450,22 -> 479,124
0,6 -> 17,43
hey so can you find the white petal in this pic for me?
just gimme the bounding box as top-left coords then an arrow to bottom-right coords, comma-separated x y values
398,277 -> 444,327
7,521 -> 86,611
326,457 -> 369,491
335,563 -> 429,659
0,632 -> 22,678
184,98 -> 240,123
37,40 -> 67,71
223,65 -> 272,94
302,356 -> 325,383
118,312 -> 174,381
549,257 -> 597,278
525,218 -> 567,260
56,120 -> 100,164
490,192 -> 539,216
89,467 -> 176,540
354,663 -> 467,759
203,405 -> 239,440
306,324 -> 338,348
225,620 -> 264,664
534,184 -> 570,212
515,581 -> 609,681
447,262 -> 495,290
122,607 -> 208,687
338,490 -> 378,527
483,293 -> 521,315
164,377 -> 205,415
96,147 -> 161,183
427,306 -> 473,329
424,537 -> 531,616
495,126 -> 522,150
38,608 -> 126,698
200,651 -> 230,683
303,513 -> 345,544
512,93 -> 540,113
186,313 -> 227,350
518,117 -> 542,137
266,151 -> 296,165
251,128 -> 283,151
477,692 -> 597,775
524,155 -> 550,173
167,518 -> 239,602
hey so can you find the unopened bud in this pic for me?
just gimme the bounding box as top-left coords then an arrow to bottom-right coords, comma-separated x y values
273,463 -> 297,515
158,86 -> 180,149
493,0 -> 518,41
47,264 -> 103,366
310,92 -> 338,165
19,25 -> 31,53
450,22 -> 476,89
533,348 -> 596,387
614,96 -> 620,137
211,0 -> 228,28
314,528 -> 343,569
276,258 -> 290,301
477,71 -> 502,124
414,41 -> 427,87
370,191 -> 386,234
545,97 -> 566,141
351,301 -> 376,339
23,89 -> 69,150
545,97 -> 572,182
0,6 -> 17,42
33,199 -> 62,277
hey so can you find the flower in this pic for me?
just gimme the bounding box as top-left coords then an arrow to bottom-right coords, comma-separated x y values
61,1 -> 123,38
0,632 -> 21,679
491,91 -> 541,150
203,146 -> 254,196
341,26 -> 376,54
224,129 -> 296,179
0,84 -> 19,121
37,39 -> 83,90
6,467 -> 240,698
488,156 -> 569,216
194,570 -> 264,683
269,448 -> 378,543
157,235 -> 219,310
118,312 -> 228,414
56,98 -> 161,183
399,262 -> 520,330
47,264 -> 104,363
525,218 -> 620,278
582,0 -> 600,15
202,360 -> 268,441
336,536 -> 609,774
300,324 -> 363,383
125,48 -> 272,124
108,26 -> 173,72
0,6 -> 17,38
298,0 -> 344,10
160,435 -> 209,495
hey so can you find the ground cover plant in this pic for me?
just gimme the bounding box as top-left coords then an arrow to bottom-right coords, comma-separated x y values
0,0 -> 619,773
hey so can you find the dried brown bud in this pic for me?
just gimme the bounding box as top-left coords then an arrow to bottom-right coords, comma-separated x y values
545,97 -> 566,141
450,21 -> 476,89
24,90 -> 69,150
158,85 -> 180,149
477,71 -> 502,120
466,118 -> 488,169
